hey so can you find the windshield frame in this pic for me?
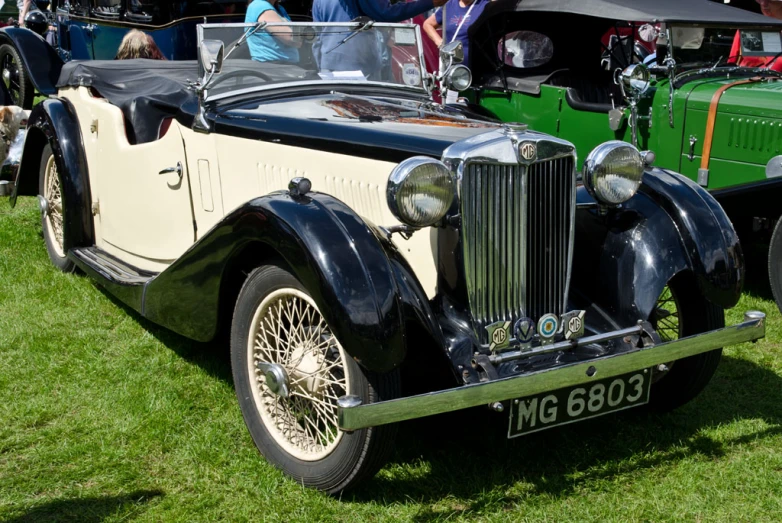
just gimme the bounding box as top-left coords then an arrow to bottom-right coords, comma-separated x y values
196,22 -> 430,102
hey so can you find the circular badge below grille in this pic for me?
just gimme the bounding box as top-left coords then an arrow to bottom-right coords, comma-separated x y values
537,313 -> 559,340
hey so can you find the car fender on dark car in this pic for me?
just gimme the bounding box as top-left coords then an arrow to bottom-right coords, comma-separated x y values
572,167 -> 743,327
0,26 -> 62,96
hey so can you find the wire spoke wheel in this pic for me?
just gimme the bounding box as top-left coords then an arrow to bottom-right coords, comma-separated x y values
651,284 -> 681,342
2,53 -> 19,103
247,288 -> 349,461
43,154 -> 65,257
0,44 -> 32,108
649,284 -> 682,383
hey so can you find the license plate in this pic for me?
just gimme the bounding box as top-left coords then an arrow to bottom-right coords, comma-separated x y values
508,369 -> 652,438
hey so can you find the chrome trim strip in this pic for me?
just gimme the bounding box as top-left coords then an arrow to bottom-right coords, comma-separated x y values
337,312 -> 766,430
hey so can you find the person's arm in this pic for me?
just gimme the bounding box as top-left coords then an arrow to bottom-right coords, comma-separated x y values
423,13 -> 442,48
18,0 -> 31,27
257,9 -> 301,48
357,0 -> 445,23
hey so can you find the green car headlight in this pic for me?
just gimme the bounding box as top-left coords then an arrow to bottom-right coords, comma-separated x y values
583,141 -> 644,205
387,157 -> 455,227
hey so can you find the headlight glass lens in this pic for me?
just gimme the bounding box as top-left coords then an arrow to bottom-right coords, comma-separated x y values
446,65 -> 472,92
387,157 -> 455,227
584,141 -> 644,205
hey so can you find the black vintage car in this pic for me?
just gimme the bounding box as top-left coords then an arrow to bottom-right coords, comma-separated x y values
6,20 -> 766,493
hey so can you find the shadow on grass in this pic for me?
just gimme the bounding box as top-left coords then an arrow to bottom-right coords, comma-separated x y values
92,285 -> 234,385
4,489 -> 163,523
348,355 -> 782,515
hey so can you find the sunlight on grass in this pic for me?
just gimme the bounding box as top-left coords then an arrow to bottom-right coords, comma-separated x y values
1,197 -> 781,521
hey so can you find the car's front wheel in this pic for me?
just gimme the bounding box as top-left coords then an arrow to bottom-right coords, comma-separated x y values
648,273 -> 724,411
230,264 -> 400,494
38,144 -> 75,273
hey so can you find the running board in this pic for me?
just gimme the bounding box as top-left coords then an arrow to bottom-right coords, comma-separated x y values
71,247 -> 155,284
69,247 -> 158,314
337,311 -> 767,431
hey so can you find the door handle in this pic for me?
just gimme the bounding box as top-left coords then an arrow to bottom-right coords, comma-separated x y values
159,162 -> 183,179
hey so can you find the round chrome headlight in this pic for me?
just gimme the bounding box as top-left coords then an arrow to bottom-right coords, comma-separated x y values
619,63 -> 650,98
583,141 -> 644,205
387,157 -> 455,227
444,65 -> 472,92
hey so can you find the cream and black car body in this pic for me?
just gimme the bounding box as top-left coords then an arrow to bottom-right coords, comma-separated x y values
6,20 -> 767,493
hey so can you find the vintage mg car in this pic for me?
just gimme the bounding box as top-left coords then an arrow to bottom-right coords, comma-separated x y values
6,20 -> 766,493
467,0 -> 782,312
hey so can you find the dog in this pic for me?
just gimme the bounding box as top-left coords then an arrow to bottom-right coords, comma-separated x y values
0,105 -> 30,166
0,105 -> 31,184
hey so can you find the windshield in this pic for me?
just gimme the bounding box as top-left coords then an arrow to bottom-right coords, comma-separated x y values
670,25 -> 782,67
198,23 -> 427,100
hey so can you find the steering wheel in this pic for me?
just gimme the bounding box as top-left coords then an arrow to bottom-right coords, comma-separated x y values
207,69 -> 275,89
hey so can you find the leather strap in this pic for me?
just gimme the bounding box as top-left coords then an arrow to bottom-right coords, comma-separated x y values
700,77 -> 762,170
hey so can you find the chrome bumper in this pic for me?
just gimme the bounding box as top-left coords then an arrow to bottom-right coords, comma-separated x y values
337,311 -> 766,431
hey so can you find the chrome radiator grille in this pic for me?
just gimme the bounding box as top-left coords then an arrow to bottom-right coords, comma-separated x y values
461,156 -> 576,344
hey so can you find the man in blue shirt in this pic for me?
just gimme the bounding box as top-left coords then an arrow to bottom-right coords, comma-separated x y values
245,0 -> 300,63
312,0 -> 445,78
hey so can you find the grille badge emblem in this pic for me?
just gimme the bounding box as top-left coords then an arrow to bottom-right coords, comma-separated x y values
486,321 -> 511,351
561,310 -> 586,340
520,142 -> 537,161
537,313 -> 559,344
514,317 -> 535,352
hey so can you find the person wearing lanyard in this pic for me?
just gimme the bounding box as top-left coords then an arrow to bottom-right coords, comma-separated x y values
423,0 -> 488,102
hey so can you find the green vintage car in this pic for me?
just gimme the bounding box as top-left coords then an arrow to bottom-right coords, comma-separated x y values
467,0 -> 782,311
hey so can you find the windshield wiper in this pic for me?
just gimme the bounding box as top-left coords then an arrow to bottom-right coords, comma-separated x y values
224,21 -> 268,60
324,17 -> 374,54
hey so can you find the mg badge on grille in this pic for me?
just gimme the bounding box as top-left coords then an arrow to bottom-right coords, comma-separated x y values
537,313 -> 559,344
486,321 -> 511,351
561,310 -> 586,340
519,142 -> 537,161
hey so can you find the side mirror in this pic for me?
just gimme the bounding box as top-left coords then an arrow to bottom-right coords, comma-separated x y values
200,39 -> 224,75
638,23 -> 659,43
440,41 -> 464,64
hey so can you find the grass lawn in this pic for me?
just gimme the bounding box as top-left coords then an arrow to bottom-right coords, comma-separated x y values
2,196 -> 782,522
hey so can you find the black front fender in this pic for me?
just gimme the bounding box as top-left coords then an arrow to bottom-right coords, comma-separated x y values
0,27 -> 63,96
12,98 -> 93,250
572,167 -> 743,325
143,191 -> 408,373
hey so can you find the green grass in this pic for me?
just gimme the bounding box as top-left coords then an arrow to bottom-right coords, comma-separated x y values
2,196 -> 782,522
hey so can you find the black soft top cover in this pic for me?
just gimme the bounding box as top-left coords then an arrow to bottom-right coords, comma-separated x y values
472,0 -> 782,28
57,59 -> 199,144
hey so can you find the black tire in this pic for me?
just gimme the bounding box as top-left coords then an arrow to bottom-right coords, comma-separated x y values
0,43 -> 34,109
648,273 -> 725,412
38,143 -> 75,273
769,217 -> 782,314
230,264 -> 400,494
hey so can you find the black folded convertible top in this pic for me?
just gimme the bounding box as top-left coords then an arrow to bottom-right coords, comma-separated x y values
475,0 -> 782,26
57,59 -> 199,144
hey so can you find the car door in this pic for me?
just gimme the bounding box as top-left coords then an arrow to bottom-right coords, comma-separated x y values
89,113 -> 196,265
